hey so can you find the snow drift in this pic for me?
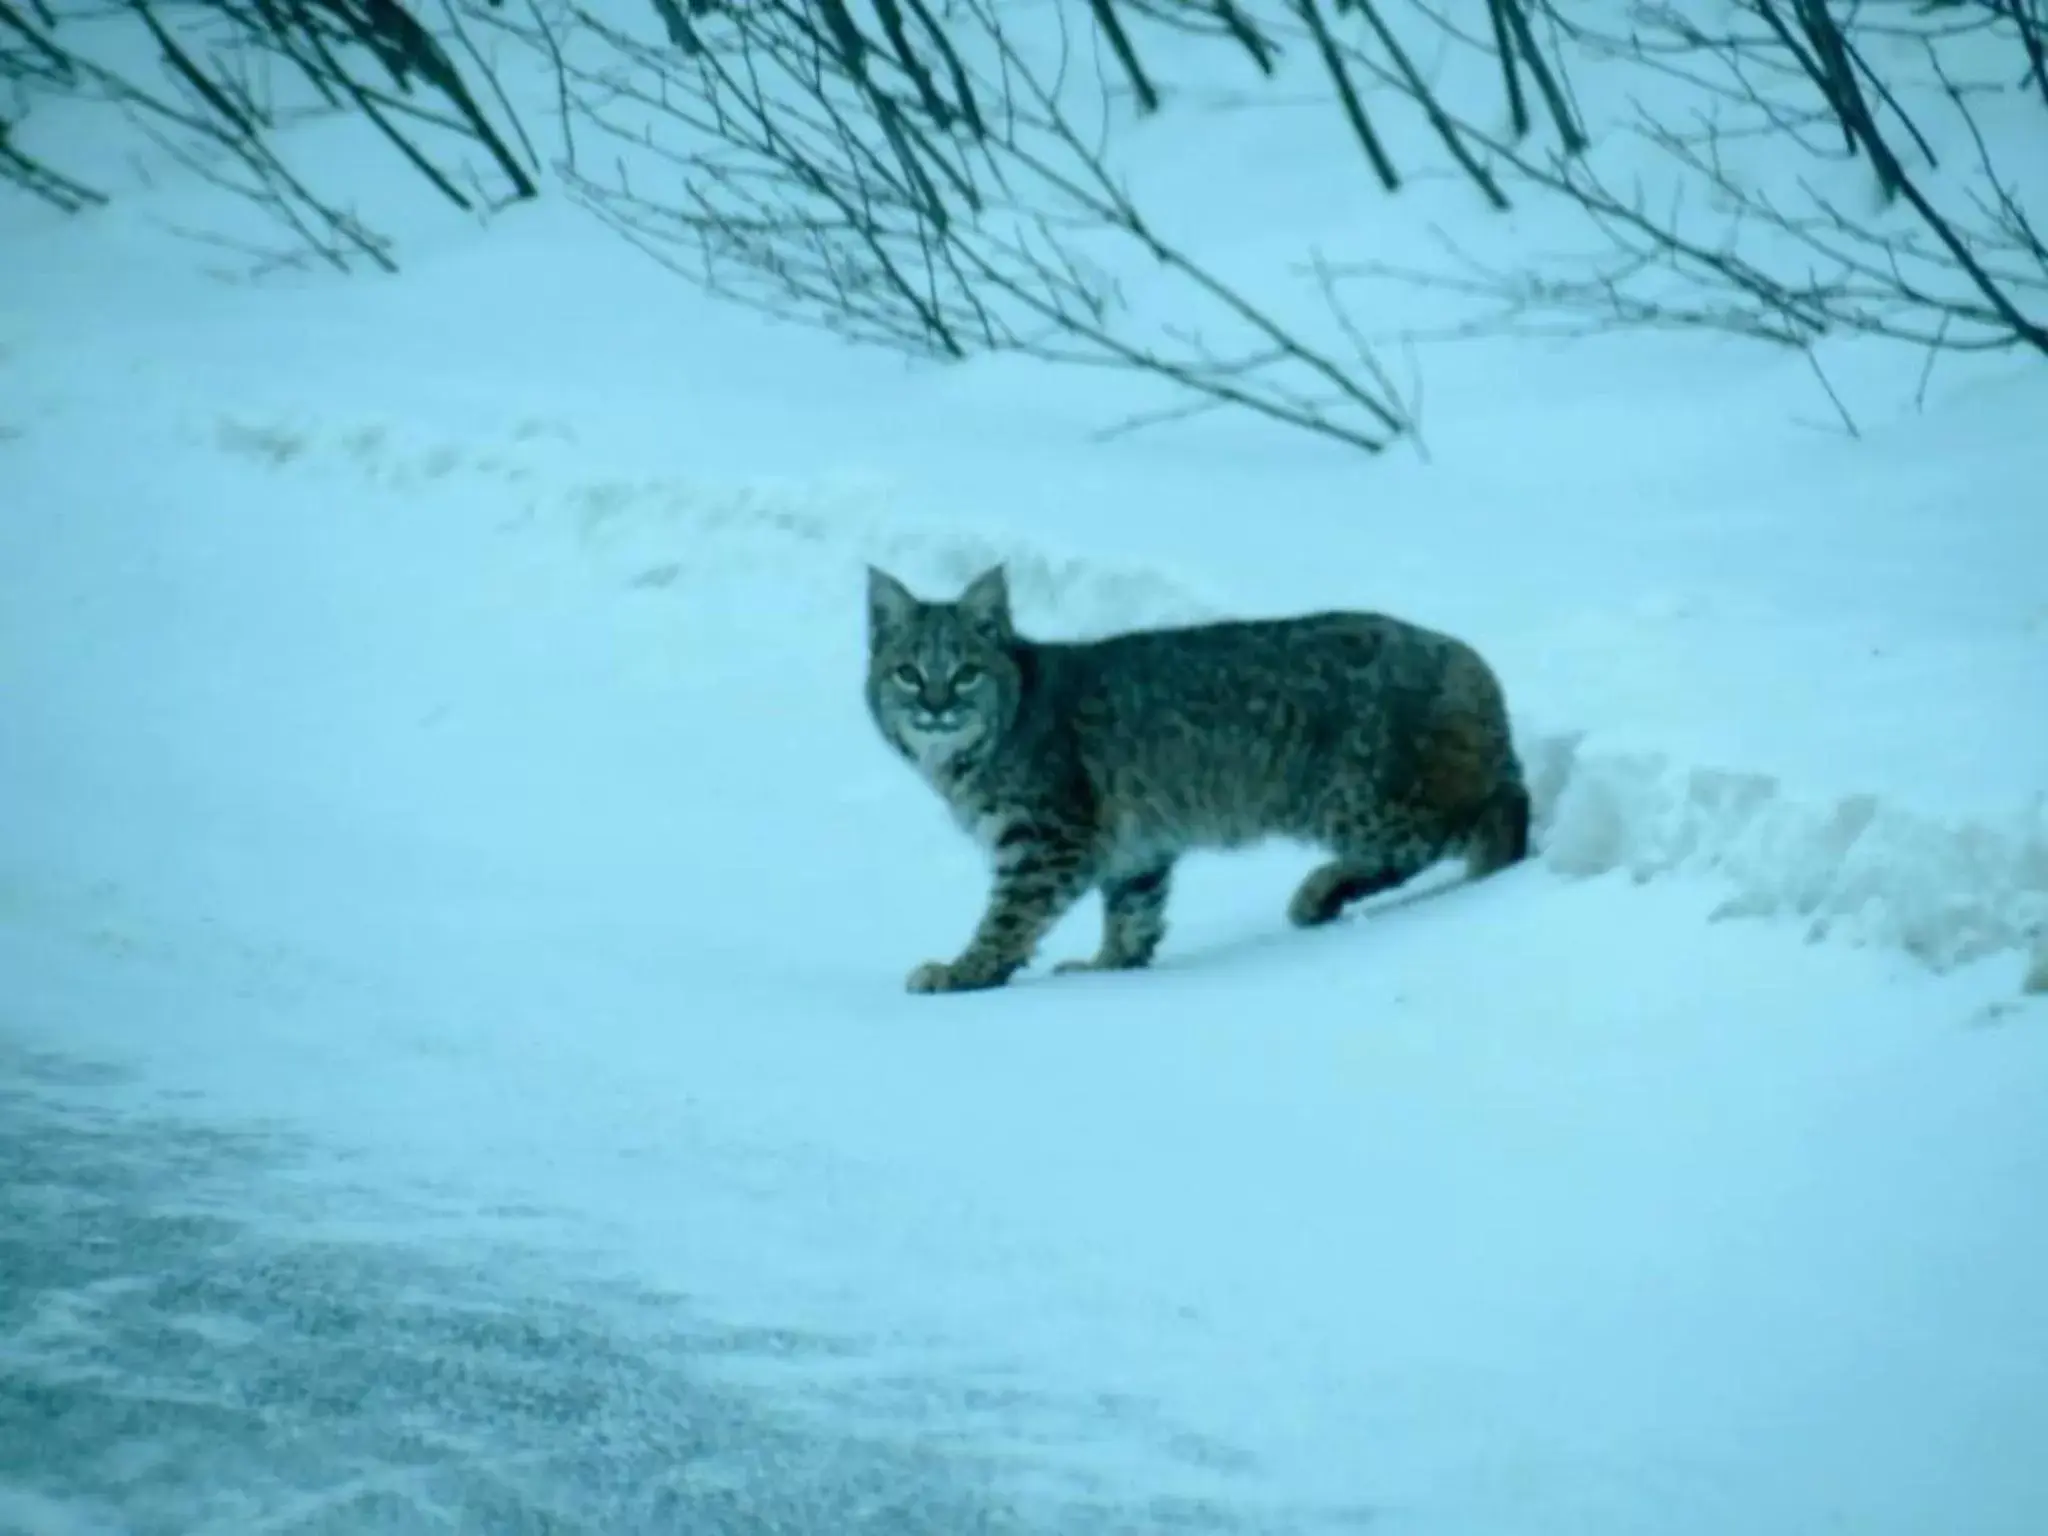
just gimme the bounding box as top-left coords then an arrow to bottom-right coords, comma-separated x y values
202,405 -> 2048,990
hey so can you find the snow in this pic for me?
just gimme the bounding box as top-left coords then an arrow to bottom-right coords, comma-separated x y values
5,9 -> 2048,1533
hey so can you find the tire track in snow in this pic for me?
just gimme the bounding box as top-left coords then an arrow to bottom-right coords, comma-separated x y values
197,409 -> 2048,997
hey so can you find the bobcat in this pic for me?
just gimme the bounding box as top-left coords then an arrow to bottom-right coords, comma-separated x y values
865,564 -> 1530,994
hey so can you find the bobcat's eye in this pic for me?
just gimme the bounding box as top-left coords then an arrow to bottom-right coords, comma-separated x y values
952,664 -> 986,689
891,663 -> 922,689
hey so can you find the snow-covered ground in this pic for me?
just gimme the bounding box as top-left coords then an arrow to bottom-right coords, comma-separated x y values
5,12 -> 2048,1532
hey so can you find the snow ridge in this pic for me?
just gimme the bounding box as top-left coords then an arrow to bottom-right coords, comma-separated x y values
207,411 -> 2048,992
1528,739 -> 2047,978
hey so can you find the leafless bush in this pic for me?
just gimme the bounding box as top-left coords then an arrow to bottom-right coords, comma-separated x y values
3,0 -> 538,270
1328,0 -> 2048,401
2,1 -> 107,209
1,1 -> 1595,450
13,1 -> 2038,449
460,0 -> 1587,454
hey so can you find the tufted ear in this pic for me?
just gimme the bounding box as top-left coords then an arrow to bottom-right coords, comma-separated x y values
868,566 -> 919,646
956,564 -> 1012,636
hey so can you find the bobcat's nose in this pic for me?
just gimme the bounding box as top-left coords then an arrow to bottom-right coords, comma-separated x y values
914,696 -> 968,732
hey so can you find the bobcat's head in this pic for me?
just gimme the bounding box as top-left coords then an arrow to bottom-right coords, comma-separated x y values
865,564 -> 1022,772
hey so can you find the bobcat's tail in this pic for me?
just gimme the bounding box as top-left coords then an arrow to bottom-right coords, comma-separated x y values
1465,774 -> 1531,879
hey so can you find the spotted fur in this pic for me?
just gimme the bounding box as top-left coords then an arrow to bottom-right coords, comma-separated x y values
865,564 -> 1529,994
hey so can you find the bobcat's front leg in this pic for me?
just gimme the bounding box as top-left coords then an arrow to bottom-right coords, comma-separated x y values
1053,860 -> 1174,975
907,821 -> 1094,994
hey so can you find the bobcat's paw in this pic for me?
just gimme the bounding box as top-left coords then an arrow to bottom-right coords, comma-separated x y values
905,960 -> 956,993
905,958 -> 1009,994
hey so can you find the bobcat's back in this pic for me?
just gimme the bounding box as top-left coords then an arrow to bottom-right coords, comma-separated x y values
1020,612 -> 1516,866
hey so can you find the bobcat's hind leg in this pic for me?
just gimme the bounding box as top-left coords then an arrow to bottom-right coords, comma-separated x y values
1288,860 -> 1414,928
1288,815 -> 1443,929
1055,861 -> 1173,975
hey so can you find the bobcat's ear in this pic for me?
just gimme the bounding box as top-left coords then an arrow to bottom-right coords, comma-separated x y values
957,564 -> 1012,637
868,566 -> 919,645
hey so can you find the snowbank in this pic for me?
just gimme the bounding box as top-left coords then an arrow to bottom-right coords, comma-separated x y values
1533,740 -> 2048,975
202,407 -> 2048,993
